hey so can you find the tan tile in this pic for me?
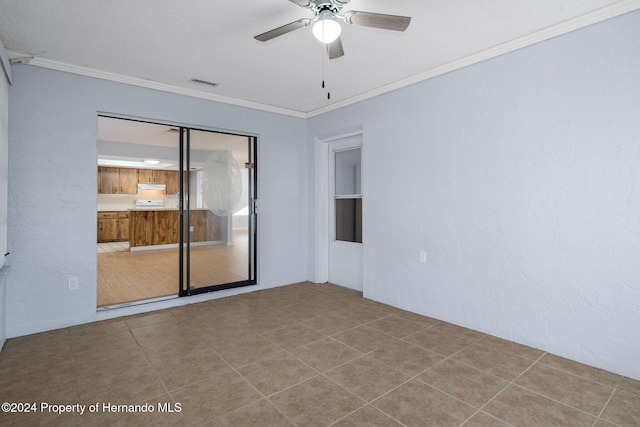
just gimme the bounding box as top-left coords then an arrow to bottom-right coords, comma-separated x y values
261,323 -> 325,350
301,313 -> 363,335
2,328 -> 70,351
288,337 -> 362,372
213,399 -> 294,426
404,327 -> 475,357
367,315 -> 428,339
332,405 -> 403,426
393,310 -> 441,327
216,335 -> 283,368
171,370 -> 262,424
341,304 -> 389,324
238,352 -> 318,396
73,347 -> 152,382
538,354 -> 621,387
325,355 -> 410,401
71,328 -> 140,355
333,326 -> 397,353
0,331 -> 72,377
125,310 -> 177,330
462,411 -> 511,426
374,379 -> 476,427
147,348 -> 232,391
483,385 -> 596,427
430,322 -> 487,343
169,301 -> 218,322
138,333 -> 210,358
451,341 -> 535,381
418,359 -> 508,407
515,363 -> 614,415
270,375 -> 364,427
369,340 -> 444,376
68,318 -> 129,339
618,376 -> 640,396
600,389 -> 640,427
77,363 -> 166,405
0,346 -> 73,377
129,320 -> 200,346
593,420 -> 620,427
196,322 -> 262,350
480,335 -> 545,360
0,362 -> 79,403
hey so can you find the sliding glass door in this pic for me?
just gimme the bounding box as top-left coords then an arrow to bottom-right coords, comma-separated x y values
96,116 -> 257,308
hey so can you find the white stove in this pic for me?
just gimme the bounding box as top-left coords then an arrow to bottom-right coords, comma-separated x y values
135,199 -> 164,209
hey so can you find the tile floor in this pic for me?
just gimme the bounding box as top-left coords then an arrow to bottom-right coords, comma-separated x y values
97,241 -> 129,254
0,282 -> 638,427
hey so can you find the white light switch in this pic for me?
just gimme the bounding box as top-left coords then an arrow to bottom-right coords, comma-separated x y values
419,251 -> 427,264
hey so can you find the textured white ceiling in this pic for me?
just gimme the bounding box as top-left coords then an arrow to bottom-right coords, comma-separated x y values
1,0 -> 639,116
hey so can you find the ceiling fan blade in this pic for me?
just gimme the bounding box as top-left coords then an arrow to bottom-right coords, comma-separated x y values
343,10 -> 411,32
288,0 -> 312,7
254,19 -> 310,42
327,37 -> 344,60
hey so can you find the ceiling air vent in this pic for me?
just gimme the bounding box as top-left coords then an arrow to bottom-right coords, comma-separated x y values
190,78 -> 218,88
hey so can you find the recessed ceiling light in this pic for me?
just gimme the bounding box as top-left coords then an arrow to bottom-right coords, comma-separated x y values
144,159 -> 160,165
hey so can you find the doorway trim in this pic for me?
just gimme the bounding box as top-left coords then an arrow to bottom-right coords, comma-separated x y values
314,125 -> 363,285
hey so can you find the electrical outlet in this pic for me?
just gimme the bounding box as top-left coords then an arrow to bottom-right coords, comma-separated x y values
419,251 -> 427,264
67,276 -> 79,291
189,226 -> 194,232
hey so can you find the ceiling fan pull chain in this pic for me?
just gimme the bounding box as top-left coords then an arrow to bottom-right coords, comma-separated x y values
322,42 -> 331,100
326,44 -> 331,99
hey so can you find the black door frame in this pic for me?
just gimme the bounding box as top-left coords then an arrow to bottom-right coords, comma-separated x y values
179,128 -> 258,296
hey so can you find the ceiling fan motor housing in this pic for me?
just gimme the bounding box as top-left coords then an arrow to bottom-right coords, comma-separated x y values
311,1 -> 341,17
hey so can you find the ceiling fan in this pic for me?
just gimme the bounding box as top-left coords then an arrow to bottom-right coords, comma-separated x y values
254,0 -> 411,60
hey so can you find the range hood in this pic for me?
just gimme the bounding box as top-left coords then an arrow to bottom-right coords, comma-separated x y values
138,183 -> 166,191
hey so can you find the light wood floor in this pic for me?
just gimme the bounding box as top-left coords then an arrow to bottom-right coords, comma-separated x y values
97,229 -> 250,307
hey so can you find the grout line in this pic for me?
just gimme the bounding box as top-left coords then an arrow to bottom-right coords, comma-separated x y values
536,357 -> 623,389
454,352 -> 547,426
591,376 -> 624,427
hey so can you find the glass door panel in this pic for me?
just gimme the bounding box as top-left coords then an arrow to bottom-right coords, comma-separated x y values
184,129 -> 256,293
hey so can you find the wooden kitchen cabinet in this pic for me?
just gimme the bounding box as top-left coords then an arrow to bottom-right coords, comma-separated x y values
119,169 -> 138,193
189,210 -> 222,243
153,210 -> 179,245
117,211 -> 130,241
97,212 -> 119,242
165,170 -> 179,195
189,210 -> 207,242
129,209 -> 223,247
138,169 -> 167,185
98,167 -> 138,194
130,210 -> 155,247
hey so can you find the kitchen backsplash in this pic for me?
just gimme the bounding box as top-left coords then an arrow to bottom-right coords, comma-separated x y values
97,190 -> 180,211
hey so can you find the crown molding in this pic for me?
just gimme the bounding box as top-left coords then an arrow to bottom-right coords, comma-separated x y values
9,0 -> 640,119
306,0 -> 640,117
11,53 -> 307,119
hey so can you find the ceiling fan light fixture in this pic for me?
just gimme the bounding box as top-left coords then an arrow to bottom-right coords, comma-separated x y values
312,11 -> 341,43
